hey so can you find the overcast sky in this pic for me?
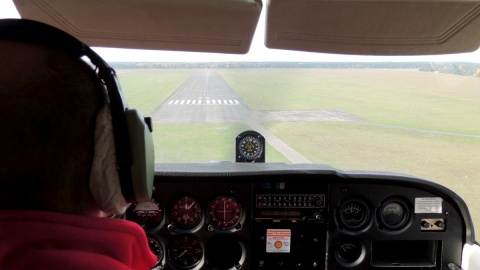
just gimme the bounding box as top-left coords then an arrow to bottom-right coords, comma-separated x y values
2,0 -> 480,63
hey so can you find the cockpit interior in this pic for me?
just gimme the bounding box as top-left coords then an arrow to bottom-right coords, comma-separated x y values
2,0 -> 480,269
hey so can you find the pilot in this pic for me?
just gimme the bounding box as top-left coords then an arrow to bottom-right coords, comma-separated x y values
0,19 -> 157,269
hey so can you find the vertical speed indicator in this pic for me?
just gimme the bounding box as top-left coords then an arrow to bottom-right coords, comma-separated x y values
167,234 -> 203,269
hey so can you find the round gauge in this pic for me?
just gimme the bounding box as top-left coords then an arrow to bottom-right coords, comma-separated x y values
379,199 -> 410,230
206,235 -> 244,270
208,196 -> 242,229
170,195 -> 203,229
147,235 -> 164,266
338,199 -> 370,230
167,234 -> 203,269
335,237 -> 365,267
237,135 -> 263,161
126,198 -> 164,232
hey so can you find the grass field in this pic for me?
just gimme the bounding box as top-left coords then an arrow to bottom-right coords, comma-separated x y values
118,69 -> 193,115
219,69 -> 480,135
118,68 -> 480,234
152,123 -> 290,163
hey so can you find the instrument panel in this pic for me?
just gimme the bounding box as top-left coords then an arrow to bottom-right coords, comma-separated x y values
126,163 -> 474,270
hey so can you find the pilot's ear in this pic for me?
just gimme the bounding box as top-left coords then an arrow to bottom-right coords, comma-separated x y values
89,103 -> 130,215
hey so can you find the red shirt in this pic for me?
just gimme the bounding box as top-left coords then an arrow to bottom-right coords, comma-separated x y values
0,210 -> 157,270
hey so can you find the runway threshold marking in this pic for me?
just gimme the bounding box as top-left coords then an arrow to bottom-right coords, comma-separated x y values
167,99 -> 240,105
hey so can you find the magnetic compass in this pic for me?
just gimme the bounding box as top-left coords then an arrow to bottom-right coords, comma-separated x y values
235,130 -> 265,163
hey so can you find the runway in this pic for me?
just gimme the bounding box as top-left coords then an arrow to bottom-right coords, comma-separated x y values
150,70 -> 357,125
150,70 -> 358,163
151,70 -> 254,124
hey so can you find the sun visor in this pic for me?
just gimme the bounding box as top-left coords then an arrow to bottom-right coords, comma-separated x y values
13,0 -> 262,54
265,0 -> 480,55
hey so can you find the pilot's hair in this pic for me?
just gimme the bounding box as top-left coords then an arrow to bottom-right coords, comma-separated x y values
0,40 -> 105,214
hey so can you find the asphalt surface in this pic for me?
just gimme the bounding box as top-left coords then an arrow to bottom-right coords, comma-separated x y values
151,70 -> 249,124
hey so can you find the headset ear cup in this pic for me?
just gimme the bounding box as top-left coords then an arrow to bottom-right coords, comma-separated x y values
89,104 -> 130,215
125,109 -> 154,203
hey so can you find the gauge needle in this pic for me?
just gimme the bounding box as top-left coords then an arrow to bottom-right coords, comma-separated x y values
178,249 -> 187,258
223,201 -> 226,221
187,201 -> 196,209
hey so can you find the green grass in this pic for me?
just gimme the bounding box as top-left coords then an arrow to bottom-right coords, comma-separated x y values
117,69 -> 193,115
263,121 -> 479,180
218,69 -> 480,135
152,123 -> 290,163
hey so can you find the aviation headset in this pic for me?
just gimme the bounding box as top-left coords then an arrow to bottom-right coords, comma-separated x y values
0,18 -> 154,213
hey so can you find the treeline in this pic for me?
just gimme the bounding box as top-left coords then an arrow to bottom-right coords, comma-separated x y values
109,62 -> 480,76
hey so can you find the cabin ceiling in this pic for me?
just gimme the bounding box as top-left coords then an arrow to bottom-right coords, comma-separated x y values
13,0 -> 480,55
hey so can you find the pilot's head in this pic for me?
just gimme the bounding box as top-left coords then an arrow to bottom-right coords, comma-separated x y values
0,19 -> 153,217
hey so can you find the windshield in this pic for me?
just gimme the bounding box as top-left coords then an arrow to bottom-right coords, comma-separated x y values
1,1 -> 479,237
109,53 -> 480,236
